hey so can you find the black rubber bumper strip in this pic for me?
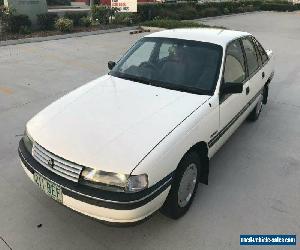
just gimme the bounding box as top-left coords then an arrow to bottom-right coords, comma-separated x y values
19,139 -> 173,210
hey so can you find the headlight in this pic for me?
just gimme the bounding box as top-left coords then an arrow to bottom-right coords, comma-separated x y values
79,167 -> 148,193
127,174 -> 148,192
23,128 -> 33,154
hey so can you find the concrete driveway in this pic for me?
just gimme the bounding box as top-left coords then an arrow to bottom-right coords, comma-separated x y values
0,11 -> 300,250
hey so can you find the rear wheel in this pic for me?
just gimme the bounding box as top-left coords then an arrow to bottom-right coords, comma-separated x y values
161,151 -> 201,219
248,92 -> 264,122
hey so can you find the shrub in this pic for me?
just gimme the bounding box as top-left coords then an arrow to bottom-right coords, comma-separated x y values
79,16 -> 92,27
0,6 -> 10,19
46,0 -> 70,6
7,14 -> 31,33
260,3 -> 294,12
91,5 -> 111,24
176,5 -> 198,19
236,6 -> 246,13
55,17 -> 73,32
65,12 -> 87,26
0,0 -> 3,5
1,8 -> 32,34
37,13 -> 58,30
19,25 -> 32,34
113,13 -> 134,25
137,1 -> 300,23
223,7 -> 230,15
243,5 -> 256,12
142,19 -> 203,29
294,4 -> 300,10
137,4 -> 156,21
199,7 -> 222,17
0,6 -> 12,32
157,9 -> 179,20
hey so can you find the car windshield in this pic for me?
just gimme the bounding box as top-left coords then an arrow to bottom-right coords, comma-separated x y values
110,37 -> 223,95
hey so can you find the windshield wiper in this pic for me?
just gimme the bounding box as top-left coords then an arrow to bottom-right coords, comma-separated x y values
111,72 -> 211,95
147,79 -> 209,95
111,72 -> 154,86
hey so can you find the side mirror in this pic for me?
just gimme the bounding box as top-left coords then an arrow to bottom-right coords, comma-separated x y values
266,49 -> 273,58
108,61 -> 116,70
221,82 -> 243,95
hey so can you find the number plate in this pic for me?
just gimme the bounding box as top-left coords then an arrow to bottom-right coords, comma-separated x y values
33,173 -> 63,203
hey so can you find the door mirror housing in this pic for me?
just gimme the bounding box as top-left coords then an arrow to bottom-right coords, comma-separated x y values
266,49 -> 273,58
221,82 -> 243,95
108,61 -> 116,70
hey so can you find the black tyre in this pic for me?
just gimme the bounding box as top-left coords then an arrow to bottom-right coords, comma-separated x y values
248,92 -> 264,122
161,151 -> 201,219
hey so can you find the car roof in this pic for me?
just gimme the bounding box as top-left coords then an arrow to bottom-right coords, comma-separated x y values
145,28 -> 251,47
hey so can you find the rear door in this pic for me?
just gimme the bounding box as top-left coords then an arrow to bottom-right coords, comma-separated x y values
241,37 -> 264,107
251,36 -> 274,93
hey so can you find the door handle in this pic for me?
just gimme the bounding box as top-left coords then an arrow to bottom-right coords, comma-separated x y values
246,86 -> 250,95
262,72 -> 265,79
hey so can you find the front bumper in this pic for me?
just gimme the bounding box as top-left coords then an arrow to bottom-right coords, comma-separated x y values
18,139 -> 172,223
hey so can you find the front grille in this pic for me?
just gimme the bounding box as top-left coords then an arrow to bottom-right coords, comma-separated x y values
32,143 -> 83,182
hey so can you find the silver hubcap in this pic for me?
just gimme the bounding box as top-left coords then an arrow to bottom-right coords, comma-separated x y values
256,94 -> 263,116
178,163 -> 198,208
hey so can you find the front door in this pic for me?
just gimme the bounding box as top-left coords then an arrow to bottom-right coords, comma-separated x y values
217,39 -> 250,150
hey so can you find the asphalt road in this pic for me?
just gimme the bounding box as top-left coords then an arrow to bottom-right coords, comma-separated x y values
0,11 -> 300,250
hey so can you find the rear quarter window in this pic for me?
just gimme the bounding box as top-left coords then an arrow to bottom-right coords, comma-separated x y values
252,37 -> 269,65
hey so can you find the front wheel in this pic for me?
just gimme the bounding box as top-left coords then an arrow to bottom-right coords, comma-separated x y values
161,151 -> 201,219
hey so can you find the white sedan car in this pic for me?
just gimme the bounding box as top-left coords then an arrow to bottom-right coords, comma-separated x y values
19,28 -> 274,224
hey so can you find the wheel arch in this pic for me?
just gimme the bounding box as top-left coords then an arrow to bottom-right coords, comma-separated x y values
263,75 -> 272,104
183,141 -> 210,185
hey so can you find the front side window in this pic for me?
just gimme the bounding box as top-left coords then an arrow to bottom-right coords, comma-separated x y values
110,37 -> 223,95
242,38 -> 260,76
224,40 -> 246,84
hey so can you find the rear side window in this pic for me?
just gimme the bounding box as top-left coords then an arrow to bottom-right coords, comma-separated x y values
224,39 -> 246,84
252,37 -> 268,64
242,38 -> 260,76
